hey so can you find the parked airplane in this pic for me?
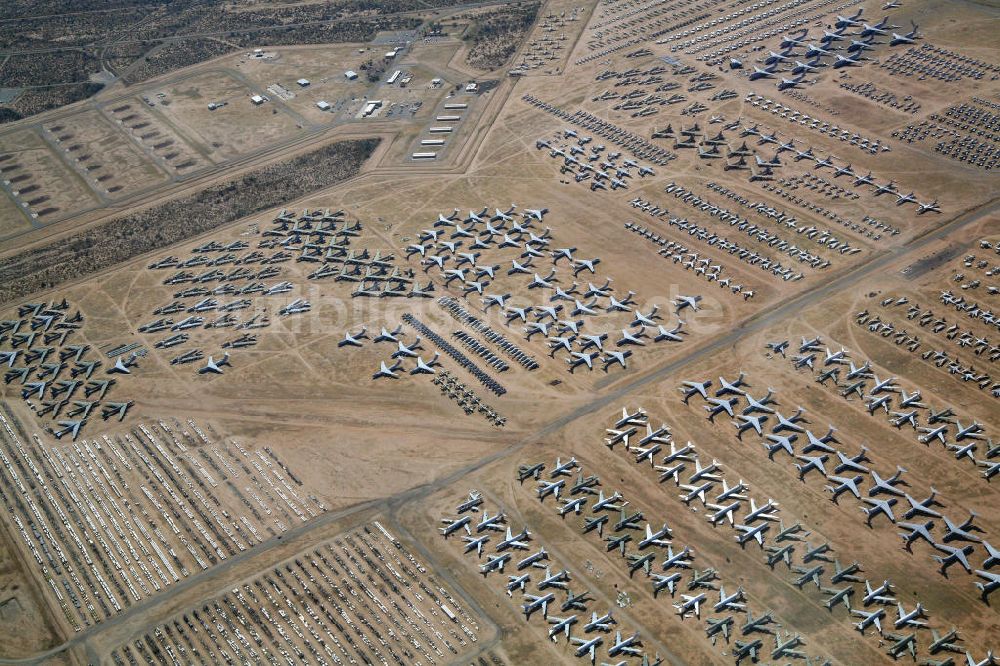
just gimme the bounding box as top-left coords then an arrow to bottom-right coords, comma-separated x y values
199,353 -> 231,375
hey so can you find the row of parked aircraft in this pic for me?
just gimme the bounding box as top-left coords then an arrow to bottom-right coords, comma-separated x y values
2,300 -> 139,440
745,9 -> 921,89
679,362 -> 1000,607
440,490 -> 661,664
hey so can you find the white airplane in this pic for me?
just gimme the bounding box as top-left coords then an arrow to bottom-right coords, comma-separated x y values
735,414 -> 767,439
410,353 -> 441,375
832,54 -> 863,68
680,380 -> 712,402
894,602 -> 928,629
199,353 -> 231,375
749,65 -> 778,80
373,325 -> 403,343
674,593 -> 706,619
853,607 -> 885,635
391,338 -> 422,359
825,474 -> 864,502
916,200 -> 940,214
572,636 -> 603,663
568,351 -> 597,372
673,294 -> 702,312
462,535 -> 489,556
338,326 -> 368,347
603,350 -> 632,371
373,360 -> 403,379
529,271 -> 557,289
654,322 -> 685,342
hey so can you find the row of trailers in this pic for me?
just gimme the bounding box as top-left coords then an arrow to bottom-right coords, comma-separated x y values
411,102 -> 468,160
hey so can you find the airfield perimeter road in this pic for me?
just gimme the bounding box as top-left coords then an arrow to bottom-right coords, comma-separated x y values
3,155 -> 998,664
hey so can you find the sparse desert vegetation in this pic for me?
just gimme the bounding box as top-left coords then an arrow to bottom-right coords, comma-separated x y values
462,2 -> 540,70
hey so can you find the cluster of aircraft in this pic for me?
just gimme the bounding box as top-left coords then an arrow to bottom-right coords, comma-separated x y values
623,219 -> 754,298
537,129 -> 656,192
269,209 -> 430,296
858,301 -> 1000,398
591,63 -> 691,118
746,9 -> 921,88
523,96 -> 676,165
781,335 -> 998,482
1,300 -> 136,440
407,205 -> 696,374
682,116 -> 936,212
440,490 -> 659,665
704,181 -> 859,254
665,181 -> 834,273
680,355 -> 1000,608
338,324 -> 443,380
940,289 -> 1000,338
430,370 -> 505,426
744,92 -> 891,156
523,450 -> 829,664
608,406 -> 997,662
